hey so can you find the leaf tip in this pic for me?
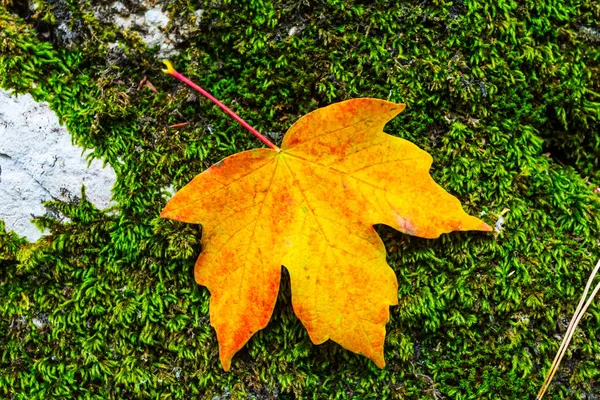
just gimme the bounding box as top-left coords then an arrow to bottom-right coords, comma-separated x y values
159,204 -> 175,220
475,219 -> 493,232
373,355 -> 386,369
219,347 -> 233,371
460,215 -> 493,234
221,358 -> 231,372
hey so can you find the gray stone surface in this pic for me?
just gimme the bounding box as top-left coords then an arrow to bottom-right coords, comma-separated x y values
111,3 -> 176,57
0,90 -> 116,241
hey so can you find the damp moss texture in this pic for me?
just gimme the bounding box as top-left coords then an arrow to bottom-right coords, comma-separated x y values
1,0 -> 600,399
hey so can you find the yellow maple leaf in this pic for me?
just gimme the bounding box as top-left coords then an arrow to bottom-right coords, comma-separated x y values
160,61 -> 491,370
161,96 -> 491,370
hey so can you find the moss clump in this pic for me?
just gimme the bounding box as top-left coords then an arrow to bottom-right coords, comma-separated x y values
1,1 -> 599,398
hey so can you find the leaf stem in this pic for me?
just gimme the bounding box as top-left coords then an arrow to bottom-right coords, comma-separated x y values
162,61 -> 280,152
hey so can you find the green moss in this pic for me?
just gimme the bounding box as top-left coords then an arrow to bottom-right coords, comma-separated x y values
1,1 -> 599,398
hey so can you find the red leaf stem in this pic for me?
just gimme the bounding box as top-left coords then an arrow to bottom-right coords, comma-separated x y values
162,61 -> 280,152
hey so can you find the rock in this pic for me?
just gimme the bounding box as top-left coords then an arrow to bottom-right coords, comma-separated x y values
110,3 -> 176,57
194,9 -> 203,25
144,6 -> 169,29
142,6 -> 171,50
111,1 -> 127,14
32,313 -> 49,329
0,90 -> 116,241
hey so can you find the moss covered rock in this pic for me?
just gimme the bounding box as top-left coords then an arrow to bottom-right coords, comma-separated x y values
1,1 -> 599,398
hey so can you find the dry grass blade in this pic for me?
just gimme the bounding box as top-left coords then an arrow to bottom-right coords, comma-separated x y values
536,259 -> 600,399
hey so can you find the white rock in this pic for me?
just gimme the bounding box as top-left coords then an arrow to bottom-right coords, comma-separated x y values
111,1 -> 127,14
32,315 -> 48,329
113,15 -> 134,30
194,9 -> 203,25
144,7 -> 169,28
57,22 -> 77,42
0,90 -> 116,241
162,184 -> 176,198
110,5 -> 176,57
494,215 -> 505,233
142,7 -> 175,56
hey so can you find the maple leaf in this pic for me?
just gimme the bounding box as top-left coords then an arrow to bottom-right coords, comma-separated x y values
160,62 -> 491,371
